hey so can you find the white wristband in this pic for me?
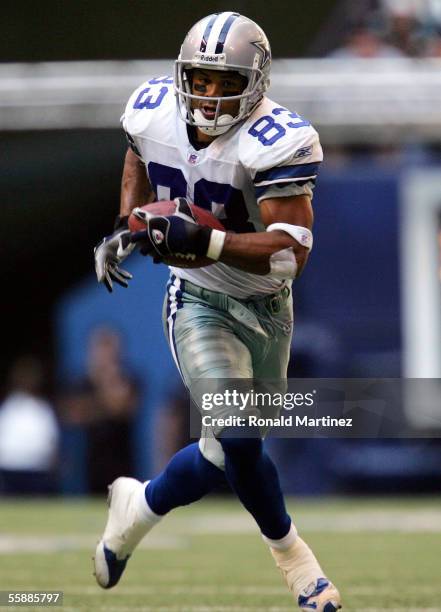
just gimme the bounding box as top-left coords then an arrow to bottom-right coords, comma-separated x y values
207,229 -> 226,260
266,223 -> 313,251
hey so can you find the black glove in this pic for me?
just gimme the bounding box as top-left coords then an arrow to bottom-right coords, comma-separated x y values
130,198 -> 212,262
94,216 -> 135,292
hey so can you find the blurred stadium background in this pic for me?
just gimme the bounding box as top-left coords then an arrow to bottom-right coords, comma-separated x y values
1,1 -> 441,609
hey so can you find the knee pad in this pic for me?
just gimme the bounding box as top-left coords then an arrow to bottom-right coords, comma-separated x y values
198,437 -> 225,470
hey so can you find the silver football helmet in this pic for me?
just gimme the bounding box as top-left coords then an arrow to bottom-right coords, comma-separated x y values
174,12 -> 271,136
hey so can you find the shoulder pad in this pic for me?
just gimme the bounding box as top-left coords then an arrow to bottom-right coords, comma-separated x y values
121,76 -> 174,137
239,97 -> 323,176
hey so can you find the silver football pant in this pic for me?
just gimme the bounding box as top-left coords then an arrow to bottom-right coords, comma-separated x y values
162,274 -> 293,469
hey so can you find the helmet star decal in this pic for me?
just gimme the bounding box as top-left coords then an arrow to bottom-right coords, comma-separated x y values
251,39 -> 271,68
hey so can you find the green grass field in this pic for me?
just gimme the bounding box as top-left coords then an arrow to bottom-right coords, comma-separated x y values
0,496 -> 440,611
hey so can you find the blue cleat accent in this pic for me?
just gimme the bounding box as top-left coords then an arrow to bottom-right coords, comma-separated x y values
102,545 -> 130,589
298,578 -> 341,611
298,578 -> 330,608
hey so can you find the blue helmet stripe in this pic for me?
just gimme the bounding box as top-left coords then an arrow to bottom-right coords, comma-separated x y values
215,13 -> 240,54
200,14 -> 219,53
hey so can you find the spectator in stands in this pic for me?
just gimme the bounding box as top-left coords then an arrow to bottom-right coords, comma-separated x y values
380,1 -> 423,55
0,356 -> 59,495
153,383 -> 192,473
326,1 -> 441,59
420,30 -> 441,55
61,326 -> 140,493
329,23 -> 406,58
379,0 -> 441,56
381,0 -> 441,27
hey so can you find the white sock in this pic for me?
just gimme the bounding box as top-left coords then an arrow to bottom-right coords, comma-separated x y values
136,481 -> 162,525
262,522 -> 298,550
270,536 -> 325,599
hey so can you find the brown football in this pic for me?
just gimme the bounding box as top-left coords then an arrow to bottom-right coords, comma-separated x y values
128,200 -> 225,268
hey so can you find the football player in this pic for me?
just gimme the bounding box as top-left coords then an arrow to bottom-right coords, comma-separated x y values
94,12 -> 341,611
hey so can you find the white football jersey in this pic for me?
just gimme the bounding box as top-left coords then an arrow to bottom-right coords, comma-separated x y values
122,77 -> 323,299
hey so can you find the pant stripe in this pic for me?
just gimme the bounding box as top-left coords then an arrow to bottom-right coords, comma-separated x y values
166,275 -> 184,378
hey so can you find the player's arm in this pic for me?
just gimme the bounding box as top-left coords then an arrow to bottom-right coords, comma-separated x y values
130,194 -> 313,279
120,147 -> 154,218
218,193 -> 313,276
94,148 -> 154,292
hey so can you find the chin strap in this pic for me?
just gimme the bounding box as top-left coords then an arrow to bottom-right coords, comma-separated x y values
192,109 -> 235,135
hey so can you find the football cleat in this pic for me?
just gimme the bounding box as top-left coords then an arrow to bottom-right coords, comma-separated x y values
298,578 -> 341,612
270,536 -> 342,611
94,477 -> 160,589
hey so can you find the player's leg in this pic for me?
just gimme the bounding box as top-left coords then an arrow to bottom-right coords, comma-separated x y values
177,290 -> 340,611
218,425 -> 293,535
146,286 -> 254,514
216,429 -> 339,610
152,282 -> 293,542
244,297 -> 341,611
94,282 -> 252,588
145,283 -> 295,534
208,291 -> 294,538
149,278 -> 293,522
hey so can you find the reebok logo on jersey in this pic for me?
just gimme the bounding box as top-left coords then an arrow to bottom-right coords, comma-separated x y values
294,145 -> 313,159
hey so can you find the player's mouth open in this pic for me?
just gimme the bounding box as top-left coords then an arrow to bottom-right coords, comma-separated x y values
200,105 -> 217,119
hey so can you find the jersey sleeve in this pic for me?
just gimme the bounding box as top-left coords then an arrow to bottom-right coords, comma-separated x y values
239,101 -> 324,204
120,76 -> 174,160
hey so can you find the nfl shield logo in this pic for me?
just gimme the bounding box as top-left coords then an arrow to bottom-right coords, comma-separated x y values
188,152 -> 199,165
